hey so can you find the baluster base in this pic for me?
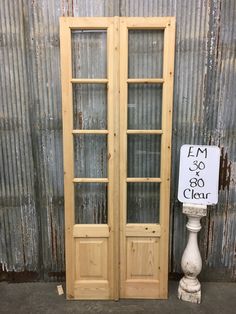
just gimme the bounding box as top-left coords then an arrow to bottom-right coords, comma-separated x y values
178,276 -> 201,303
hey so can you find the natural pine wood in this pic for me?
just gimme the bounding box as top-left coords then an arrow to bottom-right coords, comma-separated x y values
72,130 -> 109,134
159,17 -> 176,299
73,178 -> 109,183
73,224 -> 109,237
60,17 -> 115,301
127,130 -> 163,134
71,78 -> 108,84
119,17 -> 175,300
126,224 -> 161,237
61,16 -> 175,301
60,17 -> 75,300
126,178 -> 162,182
63,17 -> 113,29
107,18 -> 116,300
121,17 -> 172,29
127,78 -> 164,84
112,16 -> 120,300
119,17 -> 128,299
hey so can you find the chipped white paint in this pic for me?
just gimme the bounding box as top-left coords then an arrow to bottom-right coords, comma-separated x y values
178,203 -> 207,304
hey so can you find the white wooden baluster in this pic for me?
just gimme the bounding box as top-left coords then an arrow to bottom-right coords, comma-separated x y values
178,203 -> 207,304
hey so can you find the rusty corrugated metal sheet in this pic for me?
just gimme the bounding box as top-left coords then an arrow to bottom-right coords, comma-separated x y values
24,0 -> 65,281
0,0 -> 39,278
0,0 -> 235,282
61,0 -> 119,17
0,0 -> 65,281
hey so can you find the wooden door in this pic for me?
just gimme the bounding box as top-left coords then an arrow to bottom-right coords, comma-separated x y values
119,17 -> 175,299
60,17 -> 119,300
60,17 -> 175,300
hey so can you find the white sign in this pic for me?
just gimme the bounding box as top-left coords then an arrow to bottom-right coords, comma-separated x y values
178,145 -> 220,205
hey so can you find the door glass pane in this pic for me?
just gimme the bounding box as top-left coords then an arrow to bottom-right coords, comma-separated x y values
128,135 -> 161,177
73,84 -> 107,130
75,183 -> 107,224
128,84 -> 162,130
127,183 -> 160,223
128,30 -> 164,78
74,135 -> 107,178
72,30 -> 107,78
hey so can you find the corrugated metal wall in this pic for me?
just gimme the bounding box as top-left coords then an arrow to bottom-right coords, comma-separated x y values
0,0 -> 235,282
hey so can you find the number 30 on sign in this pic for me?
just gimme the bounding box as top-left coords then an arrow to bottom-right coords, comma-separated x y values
178,145 -> 220,205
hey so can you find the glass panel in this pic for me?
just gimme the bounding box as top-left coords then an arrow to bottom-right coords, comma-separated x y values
128,84 -> 162,130
127,183 -> 160,223
128,30 -> 164,78
73,84 -> 107,130
74,135 -> 107,178
128,135 -> 161,177
75,183 -> 107,224
72,30 -> 107,78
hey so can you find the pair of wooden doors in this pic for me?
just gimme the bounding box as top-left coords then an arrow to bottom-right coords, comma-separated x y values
60,17 -> 175,300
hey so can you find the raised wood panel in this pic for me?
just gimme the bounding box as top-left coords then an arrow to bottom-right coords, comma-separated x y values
126,238 -> 160,279
75,238 -> 108,280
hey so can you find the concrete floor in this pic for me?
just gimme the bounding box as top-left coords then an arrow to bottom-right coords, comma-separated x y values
0,281 -> 235,314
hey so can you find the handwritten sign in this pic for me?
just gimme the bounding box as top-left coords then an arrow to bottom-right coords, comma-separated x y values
178,145 -> 220,205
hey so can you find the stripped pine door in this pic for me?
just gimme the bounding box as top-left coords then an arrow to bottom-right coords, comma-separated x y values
119,17 -> 175,299
60,17 -> 119,300
60,17 -> 175,300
